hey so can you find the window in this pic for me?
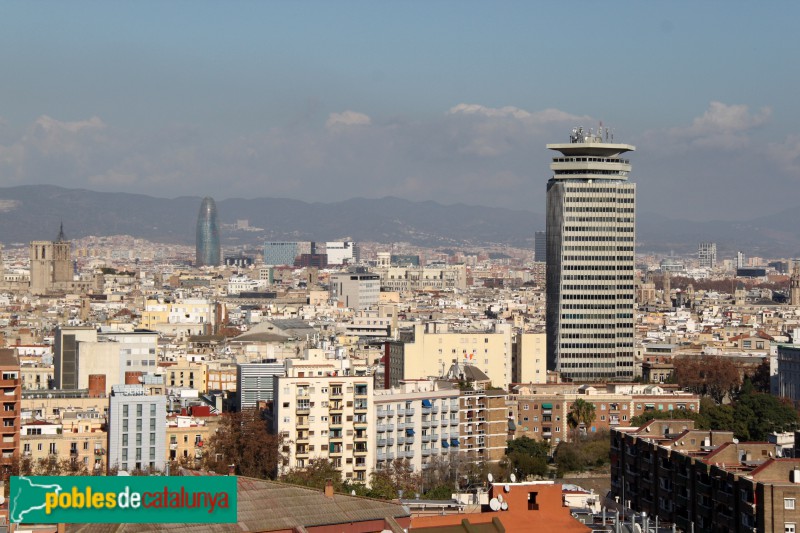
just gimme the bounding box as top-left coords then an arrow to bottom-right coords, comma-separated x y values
150,404 -> 156,417
786,499 -> 796,510
523,404 -> 529,411
136,405 -> 142,417
786,524 -> 796,533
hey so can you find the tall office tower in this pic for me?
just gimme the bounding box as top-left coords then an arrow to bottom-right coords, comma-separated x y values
195,197 -> 221,267
737,250 -> 746,269
545,127 -> 636,381
534,231 -> 546,262
698,242 -> 717,269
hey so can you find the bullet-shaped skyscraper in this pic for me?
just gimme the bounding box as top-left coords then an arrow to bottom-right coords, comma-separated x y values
545,127 -> 636,381
196,197 -> 221,267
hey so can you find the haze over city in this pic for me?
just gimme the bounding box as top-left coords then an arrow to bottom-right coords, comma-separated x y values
1,2 -> 798,221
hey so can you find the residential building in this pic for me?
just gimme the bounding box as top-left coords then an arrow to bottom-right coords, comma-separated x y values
166,409 -> 221,466
373,380 -> 460,473
458,385 -> 508,464
166,359 -> 208,392
611,419 -> 800,533
0,349 -> 20,483
107,384 -> 167,473
778,344 -> 800,401
512,383 -> 700,445
546,127 -> 636,381
140,298 -> 215,338
511,332 -> 546,384
272,372 -> 374,483
386,322 -> 513,389
376,264 -> 468,292
329,267 -> 381,310
21,412 -> 107,473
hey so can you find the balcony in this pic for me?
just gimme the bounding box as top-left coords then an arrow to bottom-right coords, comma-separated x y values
296,418 -> 310,429
406,436 -> 415,445
169,443 -> 178,450
397,436 -> 406,445
421,419 -> 431,429
405,408 -> 415,416
377,423 -> 394,433
354,404 -> 368,413
329,390 -> 343,399
450,419 -> 459,426
422,449 -> 431,457
397,408 -> 406,416
296,434 -> 310,443
295,407 -> 310,415
432,406 -> 439,415
422,406 -> 432,415
421,434 -> 431,443
329,404 -> 343,413
441,404 -> 449,413
377,438 -> 388,447
377,409 -> 388,418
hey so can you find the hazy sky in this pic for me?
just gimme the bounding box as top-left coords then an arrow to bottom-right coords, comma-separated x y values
0,2 -> 797,221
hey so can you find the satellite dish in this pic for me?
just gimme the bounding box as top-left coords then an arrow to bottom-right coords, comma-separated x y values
504,484 -> 510,492
497,494 -> 504,503
351,490 -> 356,496
489,498 -> 501,511
501,501 -> 508,511
487,473 -> 494,483
510,473 -> 516,483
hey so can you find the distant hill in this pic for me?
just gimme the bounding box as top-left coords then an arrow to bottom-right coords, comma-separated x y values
0,185 -> 796,256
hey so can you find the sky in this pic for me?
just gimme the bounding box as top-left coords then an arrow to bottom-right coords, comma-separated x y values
0,1 -> 798,222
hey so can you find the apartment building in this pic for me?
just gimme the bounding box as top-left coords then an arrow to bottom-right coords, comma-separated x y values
166,410 -> 221,466
108,384 -> 167,473
511,332 -> 546,384
329,268 -> 381,311
458,386 -> 508,464
236,362 -> 285,410
611,420 -> 800,533
375,264 -> 468,292
373,380 -> 461,473
386,322 -> 513,389
272,372 -> 374,483
140,298 -> 215,338
21,412 -> 107,473
165,359 -> 209,392
513,384 -> 700,445
0,349 -> 20,476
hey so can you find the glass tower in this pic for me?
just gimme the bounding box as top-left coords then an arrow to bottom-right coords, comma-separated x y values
545,127 -> 636,381
196,197 -> 221,267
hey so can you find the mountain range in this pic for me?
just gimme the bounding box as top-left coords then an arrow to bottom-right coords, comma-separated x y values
0,185 -> 797,257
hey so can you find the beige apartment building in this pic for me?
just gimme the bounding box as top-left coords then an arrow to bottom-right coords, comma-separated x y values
166,412 -> 221,466
375,264 -> 468,292
458,386 -> 508,464
386,322 -> 513,389
165,359 -> 209,392
373,380 -> 461,473
511,332 -> 546,384
141,298 -> 216,338
512,383 -> 701,445
21,413 -> 107,473
273,371 -> 374,483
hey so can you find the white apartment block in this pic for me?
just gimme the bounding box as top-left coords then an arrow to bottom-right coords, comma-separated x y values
273,373 -> 374,483
387,322 -> 513,389
108,385 -> 167,474
373,381 -> 461,473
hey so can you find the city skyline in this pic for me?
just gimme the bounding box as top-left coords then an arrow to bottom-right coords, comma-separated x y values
0,3 -> 798,222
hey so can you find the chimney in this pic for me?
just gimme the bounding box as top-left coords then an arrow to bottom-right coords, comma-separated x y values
324,478 -> 334,498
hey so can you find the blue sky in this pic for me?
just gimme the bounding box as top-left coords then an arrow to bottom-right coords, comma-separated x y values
0,1 -> 797,221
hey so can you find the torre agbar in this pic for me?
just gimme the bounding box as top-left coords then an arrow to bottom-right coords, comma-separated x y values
545,127 -> 636,381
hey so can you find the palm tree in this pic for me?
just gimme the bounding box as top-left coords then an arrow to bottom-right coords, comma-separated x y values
567,399 -> 596,434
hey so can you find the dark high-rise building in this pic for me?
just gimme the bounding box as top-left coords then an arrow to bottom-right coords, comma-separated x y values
196,197 -> 221,267
546,127 -> 636,381
534,231 -> 546,262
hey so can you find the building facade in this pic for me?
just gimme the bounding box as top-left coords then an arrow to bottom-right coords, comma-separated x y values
326,241 -> 360,266
272,373 -> 374,483
611,420 -> 800,533
546,127 -> 636,381
0,350 -> 20,483
698,242 -> 717,269
236,362 -> 286,411
108,384 -> 167,473
263,242 -> 299,266
329,268 -> 381,310
195,196 -> 221,267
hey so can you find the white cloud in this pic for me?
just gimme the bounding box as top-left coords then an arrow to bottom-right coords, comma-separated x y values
326,110 -> 371,130
662,101 -> 772,150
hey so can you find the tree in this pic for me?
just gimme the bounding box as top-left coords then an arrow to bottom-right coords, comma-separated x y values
749,360 -> 772,393
204,408 -> 283,479
504,436 -> 550,479
567,399 -> 596,433
281,458 -> 344,491
673,355 -> 741,403
554,431 -> 610,477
